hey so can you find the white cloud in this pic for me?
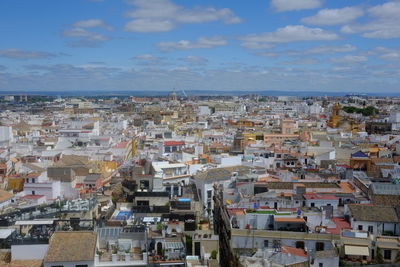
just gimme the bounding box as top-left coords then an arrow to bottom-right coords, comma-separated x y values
331,55 -> 368,63
72,19 -> 113,30
181,56 -> 208,65
306,44 -> 356,54
0,49 -> 57,60
257,45 -> 357,58
271,0 -> 322,12
5,62 -> 397,93
133,54 -> 162,61
368,1 -> 400,18
341,1 -> 400,39
240,42 -> 275,50
125,19 -> 175,32
63,28 -> 109,41
302,7 -> 363,25
124,0 -> 241,32
63,19 -> 112,47
371,47 -> 400,61
240,25 -> 338,49
158,37 -> 227,51
280,58 -> 320,65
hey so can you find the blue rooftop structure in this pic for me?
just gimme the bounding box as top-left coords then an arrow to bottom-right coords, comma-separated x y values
351,151 -> 368,158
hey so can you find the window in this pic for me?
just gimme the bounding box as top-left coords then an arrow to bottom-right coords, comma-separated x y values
384,249 -> 391,260
311,203 -> 315,207
139,180 -> 149,190
295,241 -> 305,249
51,266 -> 64,267
358,225 -> 363,231
368,226 -> 373,233
76,265 -> 88,267
264,240 -> 269,247
137,200 -> 149,206
315,242 -> 324,251
194,241 -> 201,256
207,190 -> 212,199
319,263 -> 323,267
32,191 -> 35,195
273,239 -> 281,249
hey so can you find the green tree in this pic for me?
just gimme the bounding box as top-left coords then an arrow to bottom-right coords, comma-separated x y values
211,250 -> 218,259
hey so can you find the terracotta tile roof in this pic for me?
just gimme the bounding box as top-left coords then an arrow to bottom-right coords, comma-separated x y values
227,208 -> 246,216
113,141 -> 129,149
164,141 -> 185,146
326,218 -> 351,234
274,217 -> 305,223
44,231 -> 97,263
348,204 -> 399,223
304,193 -> 338,200
56,155 -> 89,167
10,260 -> 43,267
281,246 -> 307,258
0,189 -> 13,203
339,182 -> 356,193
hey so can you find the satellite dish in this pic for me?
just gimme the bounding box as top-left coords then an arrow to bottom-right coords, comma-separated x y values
176,226 -> 182,233
166,227 -> 172,235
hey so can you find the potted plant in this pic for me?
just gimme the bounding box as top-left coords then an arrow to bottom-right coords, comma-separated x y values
211,250 -> 218,260
111,246 -> 118,262
95,248 -> 102,262
125,248 -> 130,261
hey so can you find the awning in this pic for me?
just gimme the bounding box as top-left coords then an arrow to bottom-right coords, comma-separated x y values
345,245 -> 369,256
164,242 -> 184,249
0,229 -> 15,239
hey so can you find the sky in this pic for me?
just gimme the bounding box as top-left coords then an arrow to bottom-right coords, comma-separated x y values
1,0 -> 400,93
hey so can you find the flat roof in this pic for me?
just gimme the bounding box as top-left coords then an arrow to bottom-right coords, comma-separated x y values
0,228 -> 15,239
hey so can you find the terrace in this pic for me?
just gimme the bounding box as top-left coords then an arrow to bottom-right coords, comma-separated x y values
96,226 -> 148,266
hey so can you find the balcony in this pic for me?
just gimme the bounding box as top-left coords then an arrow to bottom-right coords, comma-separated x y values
341,230 -> 372,247
95,250 -> 147,266
376,236 -> 400,249
231,229 -> 340,241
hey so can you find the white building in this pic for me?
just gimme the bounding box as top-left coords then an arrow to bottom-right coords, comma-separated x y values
0,126 -> 13,143
389,111 -> 400,131
22,171 -> 61,201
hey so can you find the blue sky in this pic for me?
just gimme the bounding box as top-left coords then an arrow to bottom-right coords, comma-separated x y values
0,0 -> 400,92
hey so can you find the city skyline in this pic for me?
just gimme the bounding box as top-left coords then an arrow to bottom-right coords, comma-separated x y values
1,0 -> 400,93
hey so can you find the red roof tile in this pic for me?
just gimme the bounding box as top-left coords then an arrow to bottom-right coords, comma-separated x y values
281,246 -> 307,258
304,193 -> 338,200
164,141 -> 185,146
326,217 -> 351,234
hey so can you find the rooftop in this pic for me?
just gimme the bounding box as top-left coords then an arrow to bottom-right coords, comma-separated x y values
304,193 -> 338,200
44,231 -> 97,263
348,204 -> 400,223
